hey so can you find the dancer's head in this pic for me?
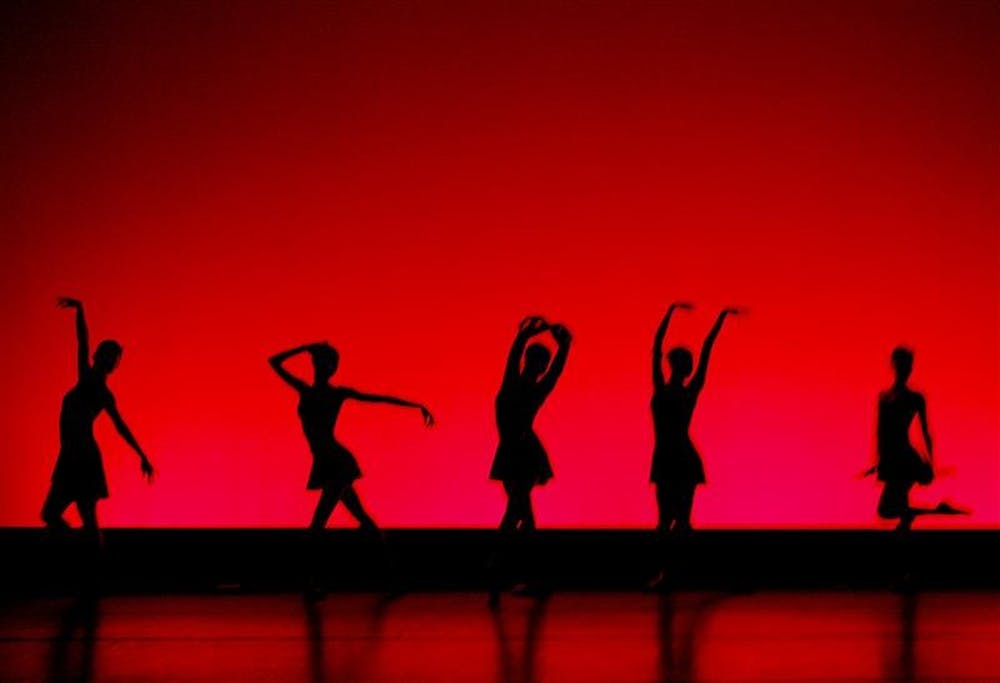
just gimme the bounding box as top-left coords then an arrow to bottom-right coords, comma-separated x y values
310,344 -> 340,383
667,346 -> 693,380
523,343 -> 552,379
891,346 -> 913,384
93,340 -> 123,374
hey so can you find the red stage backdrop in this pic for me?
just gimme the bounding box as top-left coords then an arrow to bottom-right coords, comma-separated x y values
1,2 -> 997,528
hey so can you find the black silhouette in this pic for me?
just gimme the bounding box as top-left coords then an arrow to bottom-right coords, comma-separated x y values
872,347 -> 966,533
41,298 -> 154,554
269,342 -> 433,595
649,304 -> 737,588
488,317 -> 571,604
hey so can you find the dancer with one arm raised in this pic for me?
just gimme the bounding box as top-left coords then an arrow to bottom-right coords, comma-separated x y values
489,316 -> 572,605
649,303 -> 738,589
269,341 -> 433,597
42,298 -> 155,564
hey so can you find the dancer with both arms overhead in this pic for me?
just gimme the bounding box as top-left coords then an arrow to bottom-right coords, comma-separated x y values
649,303 -> 738,589
489,316 -> 572,605
269,341 -> 434,596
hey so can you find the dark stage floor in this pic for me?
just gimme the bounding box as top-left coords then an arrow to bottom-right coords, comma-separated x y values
0,591 -> 997,682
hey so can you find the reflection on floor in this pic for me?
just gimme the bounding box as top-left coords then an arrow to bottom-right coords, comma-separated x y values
0,591 -> 997,682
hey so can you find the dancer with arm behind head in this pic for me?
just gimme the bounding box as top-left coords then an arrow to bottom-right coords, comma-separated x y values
269,341 -> 433,598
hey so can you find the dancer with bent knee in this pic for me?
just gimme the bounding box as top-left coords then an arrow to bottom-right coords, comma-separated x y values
873,346 -> 966,531
269,341 -> 433,597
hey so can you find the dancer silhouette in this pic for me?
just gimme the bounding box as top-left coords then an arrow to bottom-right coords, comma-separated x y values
873,347 -> 965,532
41,298 -> 155,556
269,342 -> 433,595
488,316 -> 571,605
649,304 -> 738,589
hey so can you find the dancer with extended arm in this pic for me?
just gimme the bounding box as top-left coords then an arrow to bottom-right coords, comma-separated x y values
269,341 -> 433,597
42,298 -> 155,563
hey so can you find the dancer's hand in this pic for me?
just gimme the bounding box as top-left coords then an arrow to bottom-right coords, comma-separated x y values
140,456 -> 156,483
668,302 -> 694,314
420,405 -> 435,427
550,323 -> 572,344
721,307 -> 745,316
57,297 -> 83,309
856,465 -> 878,479
519,316 -> 548,334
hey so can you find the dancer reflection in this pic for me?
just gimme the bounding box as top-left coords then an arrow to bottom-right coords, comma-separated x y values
269,342 -> 433,596
872,347 -> 966,532
42,298 -> 155,558
46,597 -> 100,683
649,304 -> 738,589
489,317 -> 572,605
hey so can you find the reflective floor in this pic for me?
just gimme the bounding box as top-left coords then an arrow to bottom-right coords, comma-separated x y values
0,591 -> 997,682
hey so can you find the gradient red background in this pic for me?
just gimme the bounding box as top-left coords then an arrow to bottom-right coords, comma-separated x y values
1,1 -> 997,528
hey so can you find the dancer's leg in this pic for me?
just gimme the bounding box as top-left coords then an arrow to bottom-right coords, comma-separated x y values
341,486 -> 378,531
341,486 -> 398,590
305,485 -> 347,597
310,486 -> 345,532
76,499 -> 101,594
41,486 -> 73,530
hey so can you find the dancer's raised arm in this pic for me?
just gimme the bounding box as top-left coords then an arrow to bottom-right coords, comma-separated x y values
503,316 -> 549,385
58,297 -> 89,379
539,324 -> 572,395
268,343 -> 321,392
106,397 -> 155,481
689,308 -> 738,392
652,302 -> 693,388
343,389 -> 434,426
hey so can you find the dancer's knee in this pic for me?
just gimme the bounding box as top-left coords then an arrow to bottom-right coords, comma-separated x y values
877,502 -> 902,520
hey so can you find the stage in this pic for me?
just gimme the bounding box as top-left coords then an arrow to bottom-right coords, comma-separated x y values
1,591 -> 997,682
1,529 -> 997,594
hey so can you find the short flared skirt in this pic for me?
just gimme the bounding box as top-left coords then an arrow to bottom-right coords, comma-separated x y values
490,431 -> 553,486
51,439 -> 109,501
307,441 -> 362,490
650,440 -> 705,486
877,446 -> 933,486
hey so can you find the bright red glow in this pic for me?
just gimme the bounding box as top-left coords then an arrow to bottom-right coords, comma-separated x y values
1,2 -> 997,527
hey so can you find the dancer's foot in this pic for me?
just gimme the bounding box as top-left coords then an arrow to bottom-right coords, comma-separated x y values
934,501 -> 970,515
44,518 -> 72,532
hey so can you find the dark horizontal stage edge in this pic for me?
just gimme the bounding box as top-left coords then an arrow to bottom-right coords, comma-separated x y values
1,529 -> 997,595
